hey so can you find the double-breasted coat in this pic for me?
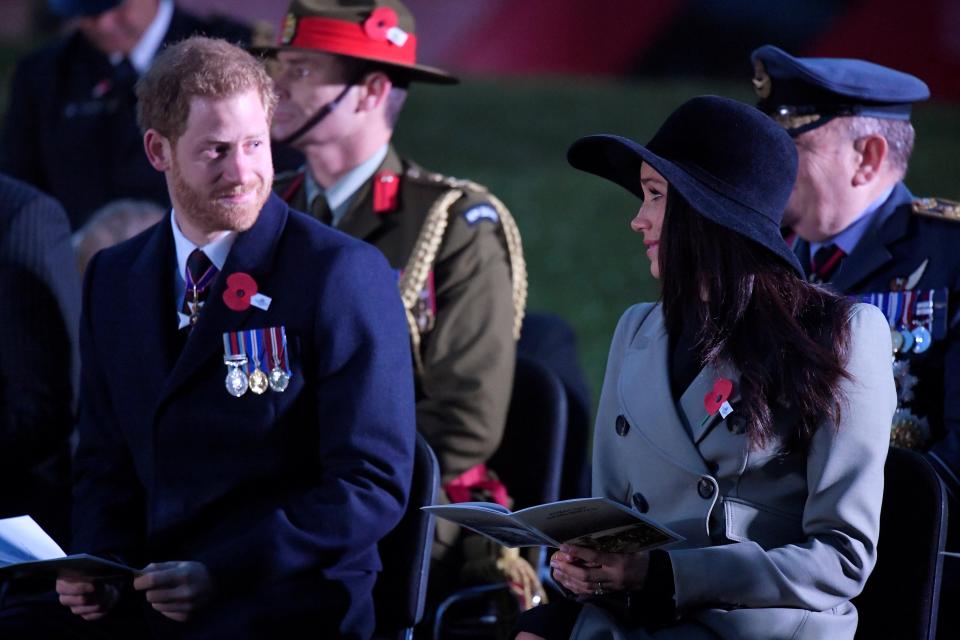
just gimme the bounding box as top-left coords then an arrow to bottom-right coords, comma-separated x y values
574,302 -> 895,639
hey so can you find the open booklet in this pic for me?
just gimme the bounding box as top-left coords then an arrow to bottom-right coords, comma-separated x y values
0,515 -> 137,581
423,497 -> 683,553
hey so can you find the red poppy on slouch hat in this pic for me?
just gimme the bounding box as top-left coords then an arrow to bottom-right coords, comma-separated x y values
254,0 -> 457,85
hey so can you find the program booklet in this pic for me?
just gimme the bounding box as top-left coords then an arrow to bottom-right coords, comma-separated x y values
423,497 -> 683,553
0,515 -> 137,581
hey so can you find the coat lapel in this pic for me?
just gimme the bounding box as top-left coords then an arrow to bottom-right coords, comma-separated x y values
336,146 -> 403,241
617,307 -> 709,474
678,361 -> 742,445
159,195 -> 288,404
127,217 -> 179,396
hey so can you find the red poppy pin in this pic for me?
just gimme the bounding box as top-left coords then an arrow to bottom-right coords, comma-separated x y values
704,378 -> 733,415
223,272 -> 257,311
363,7 -> 398,41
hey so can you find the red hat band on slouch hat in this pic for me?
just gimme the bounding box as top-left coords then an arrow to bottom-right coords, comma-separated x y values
282,9 -> 417,67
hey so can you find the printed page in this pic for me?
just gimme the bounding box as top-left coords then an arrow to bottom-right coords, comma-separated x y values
422,504 -> 556,547
0,516 -> 65,565
513,497 -> 683,553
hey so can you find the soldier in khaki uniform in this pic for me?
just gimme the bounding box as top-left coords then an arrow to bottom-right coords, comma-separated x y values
260,0 -> 527,599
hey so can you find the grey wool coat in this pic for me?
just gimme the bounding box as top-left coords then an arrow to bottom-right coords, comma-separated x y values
573,302 -> 896,640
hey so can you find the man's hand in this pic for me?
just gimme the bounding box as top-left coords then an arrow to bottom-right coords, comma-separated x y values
132,561 -> 213,622
550,544 -> 650,596
56,578 -> 120,621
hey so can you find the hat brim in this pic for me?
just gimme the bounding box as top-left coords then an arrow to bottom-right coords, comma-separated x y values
568,134 -> 804,278
251,45 -> 458,85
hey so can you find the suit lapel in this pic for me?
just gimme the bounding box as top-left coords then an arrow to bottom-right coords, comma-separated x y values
126,219 -> 180,404
159,195 -> 288,403
617,307 -> 708,474
336,146 -> 403,241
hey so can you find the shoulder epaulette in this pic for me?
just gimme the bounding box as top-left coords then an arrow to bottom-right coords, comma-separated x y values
912,197 -> 960,221
398,167 -> 527,374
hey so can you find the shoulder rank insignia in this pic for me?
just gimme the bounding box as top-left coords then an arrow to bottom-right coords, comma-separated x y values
463,204 -> 500,225
912,197 -> 960,221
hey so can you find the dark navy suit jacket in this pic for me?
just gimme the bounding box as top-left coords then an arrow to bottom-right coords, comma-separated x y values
794,182 -> 960,493
0,173 -> 80,545
72,194 -> 416,637
0,7 -> 249,230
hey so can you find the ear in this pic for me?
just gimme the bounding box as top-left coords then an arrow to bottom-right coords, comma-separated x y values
143,129 -> 173,172
355,70 -> 392,113
852,134 -> 888,186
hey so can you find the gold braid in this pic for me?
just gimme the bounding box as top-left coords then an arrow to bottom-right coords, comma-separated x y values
399,179 -> 528,374
399,189 -> 459,375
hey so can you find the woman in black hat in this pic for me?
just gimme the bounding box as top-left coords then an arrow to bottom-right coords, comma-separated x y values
516,96 -> 895,639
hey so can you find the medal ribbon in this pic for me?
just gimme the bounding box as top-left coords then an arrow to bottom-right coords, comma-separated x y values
267,327 -> 292,377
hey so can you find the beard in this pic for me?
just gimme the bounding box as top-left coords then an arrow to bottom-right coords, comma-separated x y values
169,159 -> 272,235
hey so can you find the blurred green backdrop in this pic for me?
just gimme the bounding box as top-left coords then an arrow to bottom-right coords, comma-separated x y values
3,42 -> 960,409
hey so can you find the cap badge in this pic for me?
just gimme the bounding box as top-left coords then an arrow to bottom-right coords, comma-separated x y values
281,13 -> 297,45
752,59 -> 772,99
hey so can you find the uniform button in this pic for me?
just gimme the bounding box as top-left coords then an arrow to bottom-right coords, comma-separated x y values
697,477 -> 715,499
615,414 -> 630,437
632,492 -> 649,513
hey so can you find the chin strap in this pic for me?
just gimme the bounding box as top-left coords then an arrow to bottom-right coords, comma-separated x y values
273,71 -> 367,147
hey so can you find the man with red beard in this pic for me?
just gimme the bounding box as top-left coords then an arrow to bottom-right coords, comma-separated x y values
0,36 -> 416,639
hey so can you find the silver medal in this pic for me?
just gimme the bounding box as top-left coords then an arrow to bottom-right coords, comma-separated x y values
224,355 -> 249,397
899,328 -> 915,354
268,366 -> 290,392
890,328 -> 904,354
912,325 -> 932,354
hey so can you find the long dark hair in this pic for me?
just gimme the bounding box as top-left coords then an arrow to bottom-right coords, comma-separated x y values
659,188 -> 854,449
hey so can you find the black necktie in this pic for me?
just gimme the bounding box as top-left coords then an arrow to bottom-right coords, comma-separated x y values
113,57 -> 137,90
182,249 -> 218,328
310,195 -> 333,226
809,243 -> 846,284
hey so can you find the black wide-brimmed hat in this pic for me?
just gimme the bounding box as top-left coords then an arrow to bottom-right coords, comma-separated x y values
255,0 -> 456,85
568,95 -> 803,277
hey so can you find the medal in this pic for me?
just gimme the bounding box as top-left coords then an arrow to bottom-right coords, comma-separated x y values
269,367 -> 290,392
266,326 -> 292,392
223,355 -> 249,397
899,328 -> 915,354
890,328 -> 904,354
912,325 -> 932,354
245,329 -> 269,395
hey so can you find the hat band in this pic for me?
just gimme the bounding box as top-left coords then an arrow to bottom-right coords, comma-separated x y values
286,16 -> 418,67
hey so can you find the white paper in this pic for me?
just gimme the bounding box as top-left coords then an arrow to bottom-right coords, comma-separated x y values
250,293 -> 272,311
0,516 -> 66,566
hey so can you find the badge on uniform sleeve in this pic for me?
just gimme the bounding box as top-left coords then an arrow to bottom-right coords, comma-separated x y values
463,204 -> 499,226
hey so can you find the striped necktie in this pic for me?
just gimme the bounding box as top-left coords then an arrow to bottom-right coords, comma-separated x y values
809,243 -> 846,284
182,249 -> 218,328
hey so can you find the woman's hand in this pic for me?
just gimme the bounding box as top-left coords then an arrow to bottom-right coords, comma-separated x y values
550,544 -> 650,596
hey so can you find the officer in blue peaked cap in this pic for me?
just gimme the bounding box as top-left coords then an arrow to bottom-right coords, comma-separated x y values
752,45 -> 930,137
751,48 -> 960,629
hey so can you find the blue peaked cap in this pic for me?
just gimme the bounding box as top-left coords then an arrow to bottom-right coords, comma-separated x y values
49,0 -> 123,18
751,45 -> 930,136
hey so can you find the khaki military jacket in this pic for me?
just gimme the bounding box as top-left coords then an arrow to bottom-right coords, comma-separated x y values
275,146 -> 522,484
